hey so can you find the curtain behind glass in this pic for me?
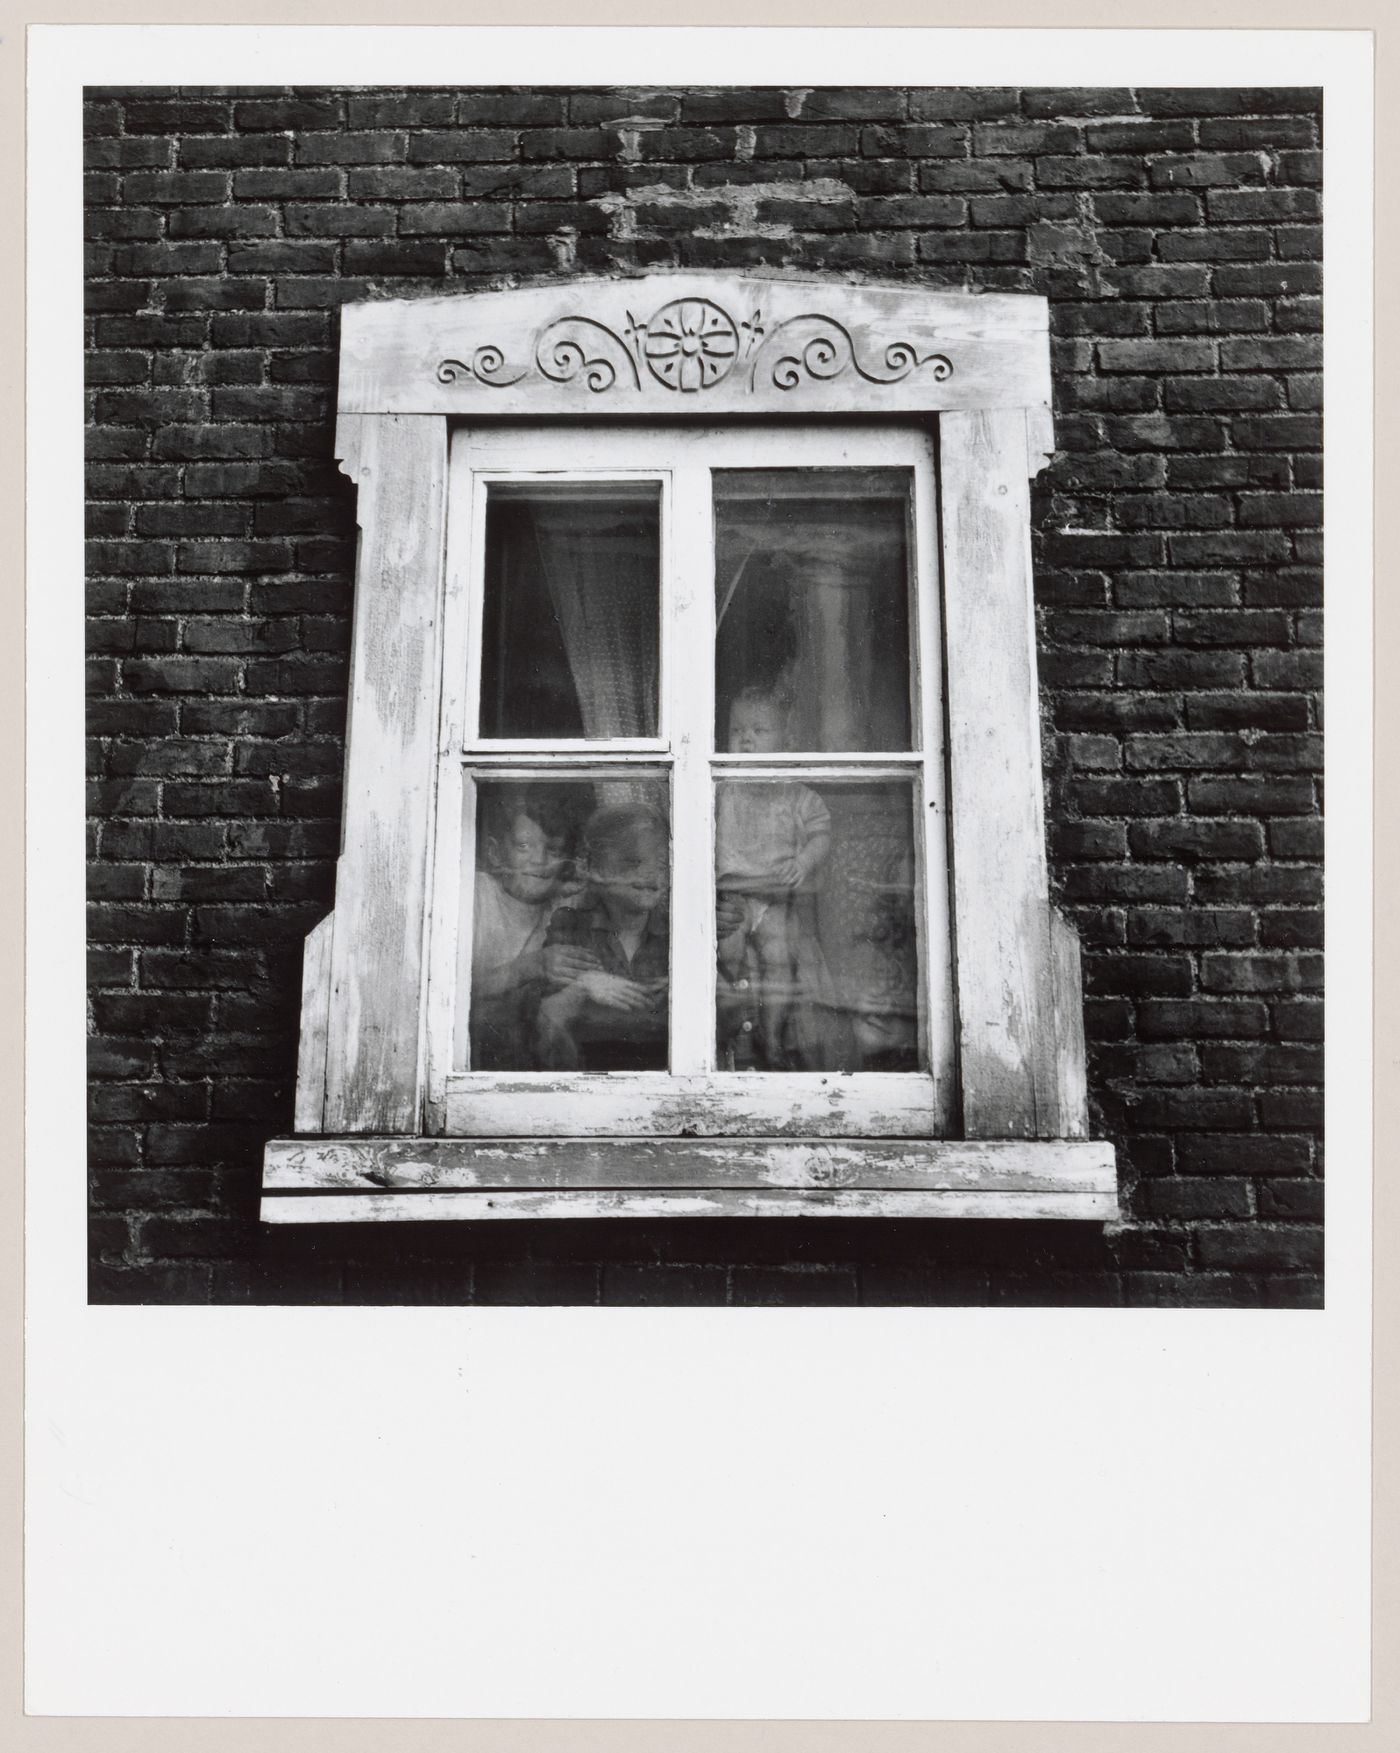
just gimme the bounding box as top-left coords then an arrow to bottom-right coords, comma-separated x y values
713,471 -> 914,755
528,502 -> 657,741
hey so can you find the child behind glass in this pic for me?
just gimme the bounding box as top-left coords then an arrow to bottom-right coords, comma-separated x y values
715,687 -> 831,1069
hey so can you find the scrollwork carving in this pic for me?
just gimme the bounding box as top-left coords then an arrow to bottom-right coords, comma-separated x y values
534,316 -> 641,393
434,298 -> 951,397
435,346 -> 527,388
751,314 -> 953,393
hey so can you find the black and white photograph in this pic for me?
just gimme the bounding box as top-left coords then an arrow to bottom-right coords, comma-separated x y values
80,75 -> 1329,1308
18,13 -> 1380,1733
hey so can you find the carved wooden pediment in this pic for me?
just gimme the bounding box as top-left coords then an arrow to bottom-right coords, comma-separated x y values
337,272 -> 1052,423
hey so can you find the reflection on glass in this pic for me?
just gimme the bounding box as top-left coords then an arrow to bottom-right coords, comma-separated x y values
479,481 -> 661,740
713,469 -> 914,753
715,778 -> 923,1073
463,777 -> 670,1072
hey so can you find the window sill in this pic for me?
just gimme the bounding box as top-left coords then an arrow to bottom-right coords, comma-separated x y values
261,1137 -> 1117,1224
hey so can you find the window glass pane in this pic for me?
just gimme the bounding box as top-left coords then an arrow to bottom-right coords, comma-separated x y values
715,777 -> 923,1073
462,775 -> 670,1072
714,469 -> 914,753
479,481 -> 661,739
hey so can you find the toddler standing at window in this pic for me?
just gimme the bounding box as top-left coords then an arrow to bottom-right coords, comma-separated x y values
715,686 -> 831,1070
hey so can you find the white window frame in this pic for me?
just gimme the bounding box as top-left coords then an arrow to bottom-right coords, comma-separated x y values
428,423 -> 956,1138
262,273 -> 1117,1223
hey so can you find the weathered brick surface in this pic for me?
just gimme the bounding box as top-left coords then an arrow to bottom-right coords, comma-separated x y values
85,85 -> 1323,1307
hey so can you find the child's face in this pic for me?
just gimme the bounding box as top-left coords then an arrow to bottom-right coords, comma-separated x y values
590,827 -> 670,920
728,698 -> 784,754
489,812 -> 566,904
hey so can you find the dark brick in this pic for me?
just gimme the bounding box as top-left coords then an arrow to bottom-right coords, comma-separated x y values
519,127 -> 616,161
1127,909 -> 1255,949
140,1215 -> 262,1260
1185,694 -> 1310,733
1187,777 -> 1317,816
1276,151 -> 1322,186
296,132 -> 407,165
860,1265 -> 993,1306
1051,695 -> 1179,734
1130,820 -> 1264,862
167,206 -> 281,240
1071,778 -> 1182,817
1155,300 -> 1269,337
162,780 -> 278,817
121,170 -> 230,203
88,947 -> 137,986
1156,230 -> 1273,263
1259,1090 -> 1323,1128
917,161 -> 1030,194
1268,820 -> 1324,859
1200,952 -> 1323,994
1060,866 -> 1190,904
181,135 -> 293,168
1094,1042 -> 1196,1084
731,1266 -> 860,1306
1093,192 -> 1203,228
472,1262 -> 601,1305
1257,1180 -> 1324,1221
1149,153 -> 1267,189
1137,88 -> 1319,118
458,92 -> 568,126
395,203 -> 513,236
1136,1178 -> 1253,1220
345,94 -> 456,128
917,232 -> 1025,266
1194,866 -> 1322,905
856,194 -> 966,229
1201,1043 -> 1322,1084
1162,379 -> 1284,412
1118,1271 -> 1266,1308
1222,337 -> 1324,372
90,991 -> 215,1034
1104,414 -> 1227,452
278,204 -> 393,238
635,128 -> 740,163
1050,821 -> 1128,859
1138,1000 -> 1270,1041
1124,732 -> 1251,772
1207,188 -> 1320,223
85,208 -> 163,241
1196,1225 -> 1322,1272
1197,117 -> 1318,149
602,1265 -> 730,1306
1036,156 -> 1144,190
1083,954 -> 1193,997
1132,1089 -> 1255,1129
232,98 -> 344,131
1214,265 -> 1322,298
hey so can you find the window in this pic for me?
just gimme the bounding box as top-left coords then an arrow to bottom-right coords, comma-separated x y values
266,274 -> 1116,1222
436,424 -> 954,1137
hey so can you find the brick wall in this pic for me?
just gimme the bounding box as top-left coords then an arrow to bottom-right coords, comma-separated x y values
85,85 -> 1323,1307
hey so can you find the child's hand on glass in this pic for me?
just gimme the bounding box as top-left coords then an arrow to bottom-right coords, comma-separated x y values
543,943 -> 603,988
576,970 -> 654,1014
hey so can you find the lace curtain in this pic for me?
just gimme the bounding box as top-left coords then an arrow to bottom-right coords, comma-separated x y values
527,502 -> 658,741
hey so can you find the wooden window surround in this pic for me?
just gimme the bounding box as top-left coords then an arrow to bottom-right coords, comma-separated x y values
261,273 -> 1118,1224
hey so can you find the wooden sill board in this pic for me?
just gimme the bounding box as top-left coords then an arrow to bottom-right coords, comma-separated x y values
261,1137 -> 1117,1223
